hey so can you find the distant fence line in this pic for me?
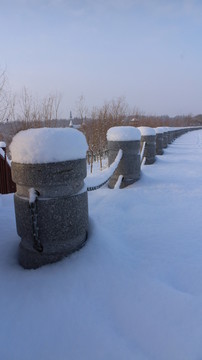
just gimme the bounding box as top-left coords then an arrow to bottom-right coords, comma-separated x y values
105,126 -> 202,189
1,126 -> 202,195
4,125 -> 202,269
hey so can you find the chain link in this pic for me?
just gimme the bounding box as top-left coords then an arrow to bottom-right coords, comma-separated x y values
87,178 -> 109,191
29,190 -> 43,253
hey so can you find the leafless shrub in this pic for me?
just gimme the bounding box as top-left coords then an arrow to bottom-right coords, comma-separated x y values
80,97 -> 132,171
0,69 -> 16,123
75,95 -> 88,123
17,87 -> 62,129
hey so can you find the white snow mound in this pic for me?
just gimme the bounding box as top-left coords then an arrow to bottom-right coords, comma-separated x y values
138,126 -> 156,136
10,127 -> 88,164
155,127 -> 164,134
107,126 -> 141,141
0,141 -> 6,148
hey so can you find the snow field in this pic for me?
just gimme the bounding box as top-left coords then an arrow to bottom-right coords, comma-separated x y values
1,130 -> 202,359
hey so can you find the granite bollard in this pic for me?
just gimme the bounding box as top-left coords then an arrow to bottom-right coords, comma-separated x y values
155,128 -> 164,155
10,127 -> 88,269
138,127 -> 156,164
107,126 -> 141,189
167,129 -> 174,144
162,128 -> 169,148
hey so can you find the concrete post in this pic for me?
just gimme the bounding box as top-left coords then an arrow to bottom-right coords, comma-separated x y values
167,128 -> 174,144
10,128 -> 88,269
107,126 -> 141,189
162,128 -> 169,148
155,128 -> 164,155
138,127 -> 156,164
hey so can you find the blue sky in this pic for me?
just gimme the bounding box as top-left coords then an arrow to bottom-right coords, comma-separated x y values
1,0 -> 202,117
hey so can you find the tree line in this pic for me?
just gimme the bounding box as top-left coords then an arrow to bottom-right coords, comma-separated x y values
0,69 -> 201,165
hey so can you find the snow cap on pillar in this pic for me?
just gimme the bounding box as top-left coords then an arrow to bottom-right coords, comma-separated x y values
10,127 -> 88,164
138,126 -> 156,136
107,126 -> 141,142
107,126 -> 141,188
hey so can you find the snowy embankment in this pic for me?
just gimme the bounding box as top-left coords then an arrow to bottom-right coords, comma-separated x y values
1,130 -> 202,359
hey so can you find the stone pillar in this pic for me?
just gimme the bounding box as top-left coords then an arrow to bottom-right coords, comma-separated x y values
155,128 -> 164,155
172,128 -> 178,141
107,126 -> 141,189
10,128 -> 88,269
138,127 -> 156,164
173,128 -> 179,139
167,128 -> 174,144
162,128 -> 168,148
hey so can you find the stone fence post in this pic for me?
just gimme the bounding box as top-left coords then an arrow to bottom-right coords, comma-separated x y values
162,127 -> 169,148
138,127 -> 156,164
155,128 -> 164,155
10,128 -> 88,269
107,126 -> 141,189
167,128 -> 173,144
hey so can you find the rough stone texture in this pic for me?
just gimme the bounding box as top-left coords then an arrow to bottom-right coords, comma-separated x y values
12,159 -> 86,198
12,159 -> 88,269
163,132 -> 168,148
108,140 -> 140,189
141,134 -> 156,165
156,133 -> 164,155
167,131 -> 174,144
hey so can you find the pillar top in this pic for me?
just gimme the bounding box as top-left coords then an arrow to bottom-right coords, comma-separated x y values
10,127 -> 88,164
107,126 -> 141,142
138,126 -> 156,136
155,127 -> 164,134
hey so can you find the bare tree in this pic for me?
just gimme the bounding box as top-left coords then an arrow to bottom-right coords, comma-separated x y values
40,92 -> 62,126
80,97 -> 131,172
75,95 -> 88,123
17,88 -> 62,128
18,87 -> 34,124
0,69 -> 15,122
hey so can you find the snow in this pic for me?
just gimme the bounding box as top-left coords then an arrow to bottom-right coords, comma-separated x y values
9,127 -> 88,164
0,147 -> 11,166
28,188 -> 38,204
107,126 -> 141,141
163,126 -> 170,133
85,149 -> 122,189
155,127 -> 164,134
1,130 -> 202,359
0,141 -> 6,148
114,174 -> 124,189
0,147 -> 5,158
87,157 -> 108,174
138,126 -> 156,136
140,141 -> 146,162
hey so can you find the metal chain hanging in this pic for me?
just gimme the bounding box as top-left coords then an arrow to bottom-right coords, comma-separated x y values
29,189 -> 43,253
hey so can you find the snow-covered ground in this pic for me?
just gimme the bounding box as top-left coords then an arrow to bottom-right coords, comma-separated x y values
1,130 -> 202,360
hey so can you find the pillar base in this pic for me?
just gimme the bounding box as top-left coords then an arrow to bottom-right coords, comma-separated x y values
18,232 -> 88,269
